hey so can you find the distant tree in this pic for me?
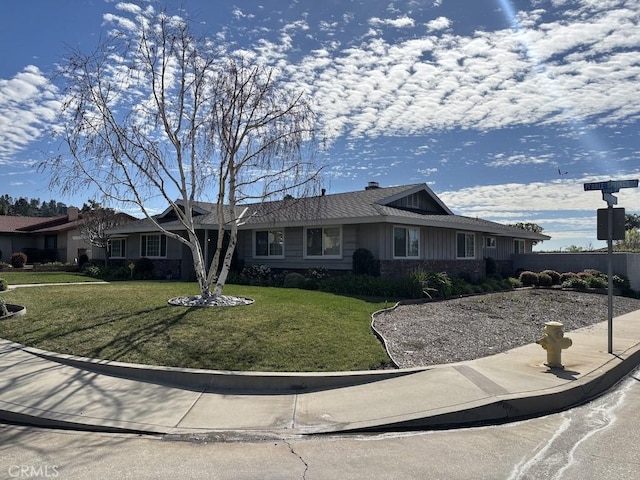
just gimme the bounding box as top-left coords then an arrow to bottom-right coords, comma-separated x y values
0,195 -> 67,216
507,222 -> 545,245
565,245 -> 584,253
625,213 -> 640,231
13,198 -> 30,216
79,200 -> 133,266
615,227 -> 640,252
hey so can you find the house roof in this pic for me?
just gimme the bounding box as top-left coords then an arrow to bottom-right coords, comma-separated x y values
0,216 -> 63,234
111,184 -> 550,241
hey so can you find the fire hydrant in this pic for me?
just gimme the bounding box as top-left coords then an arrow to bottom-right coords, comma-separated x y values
536,321 -> 572,368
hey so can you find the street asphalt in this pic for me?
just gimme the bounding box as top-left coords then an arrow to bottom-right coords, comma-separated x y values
1,301 -> 639,438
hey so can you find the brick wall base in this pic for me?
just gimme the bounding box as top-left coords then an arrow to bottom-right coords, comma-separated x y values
379,259 -> 485,281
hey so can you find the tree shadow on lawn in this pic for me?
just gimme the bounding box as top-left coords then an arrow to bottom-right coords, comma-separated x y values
22,305 -> 197,365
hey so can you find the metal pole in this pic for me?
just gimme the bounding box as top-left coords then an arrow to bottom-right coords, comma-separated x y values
607,203 -> 613,354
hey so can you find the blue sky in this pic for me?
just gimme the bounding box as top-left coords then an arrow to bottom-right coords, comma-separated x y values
1,0 -> 639,251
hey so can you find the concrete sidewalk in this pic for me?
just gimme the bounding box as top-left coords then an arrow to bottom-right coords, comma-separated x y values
1,309 -> 639,437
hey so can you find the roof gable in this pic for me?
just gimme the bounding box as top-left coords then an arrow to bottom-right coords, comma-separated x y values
379,184 -> 452,215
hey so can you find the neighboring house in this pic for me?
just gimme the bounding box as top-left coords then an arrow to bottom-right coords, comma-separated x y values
107,182 -> 550,281
0,207 -> 85,263
0,207 -> 137,264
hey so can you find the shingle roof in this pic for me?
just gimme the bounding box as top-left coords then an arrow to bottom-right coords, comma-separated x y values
110,184 -> 550,241
0,216 -> 62,233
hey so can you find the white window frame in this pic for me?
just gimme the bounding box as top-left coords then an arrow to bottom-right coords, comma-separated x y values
457,232 -> 476,259
140,234 -> 167,258
253,229 -> 285,259
109,238 -> 126,259
485,236 -> 496,248
303,226 -> 342,259
514,239 -> 526,254
393,226 -> 420,259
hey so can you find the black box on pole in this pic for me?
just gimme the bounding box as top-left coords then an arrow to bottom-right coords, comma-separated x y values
597,208 -> 625,240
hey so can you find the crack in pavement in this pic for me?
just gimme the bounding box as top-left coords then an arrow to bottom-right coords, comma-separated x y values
283,439 -> 309,480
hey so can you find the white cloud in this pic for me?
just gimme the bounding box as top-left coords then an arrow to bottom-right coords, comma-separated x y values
278,2 -> 640,145
486,153 -> 555,168
369,16 -> 415,28
0,66 -> 60,163
426,16 -> 451,31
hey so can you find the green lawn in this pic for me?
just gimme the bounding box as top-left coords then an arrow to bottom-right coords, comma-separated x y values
0,271 -> 102,285
0,282 -> 393,372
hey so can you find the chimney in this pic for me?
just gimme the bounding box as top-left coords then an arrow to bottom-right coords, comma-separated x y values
67,207 -> 79,221
321,188 -> 326,196
365,181 -> 380,190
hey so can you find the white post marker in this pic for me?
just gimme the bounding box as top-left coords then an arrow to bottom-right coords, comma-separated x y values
583,179 -> 639,354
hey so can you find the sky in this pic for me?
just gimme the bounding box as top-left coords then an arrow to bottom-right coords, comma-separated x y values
0,0 -> 639,251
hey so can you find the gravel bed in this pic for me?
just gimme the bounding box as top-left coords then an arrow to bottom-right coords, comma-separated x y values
373,289 -> 640,368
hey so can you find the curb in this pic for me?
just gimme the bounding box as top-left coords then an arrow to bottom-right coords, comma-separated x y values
23,345 -> 427,394
335,339 -> 640,433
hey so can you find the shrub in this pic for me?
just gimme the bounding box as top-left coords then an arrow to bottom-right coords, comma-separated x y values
0,298 -> 8,317
485,257 -> 498,277
584,269 -> 605,279
319,274 -> 400,298
450,276 -> 473,296
134,257 -> 155,279
519,270 -> 539,287
562,277 -> 588,289
559,272 -> 578,284
240,264 -> 272,286
586,275 -> 607,289
500,278 -> 514,291
479,282 -> 494,293
540,270 -> 561,285
10,252 -> 27,268
612,274 -> 631,291
0,278 -> 7,291
283,272 -> 306,289
306,267 -> 329,281
421,271 -> 453,299
508,277 -> 523,289
577,271 -> 592,280
83,264 -> 101,277
352,248 -> 378,276
537,273 -> 553,287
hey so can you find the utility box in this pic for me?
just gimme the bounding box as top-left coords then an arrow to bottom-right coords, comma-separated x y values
597,208 -> 625,240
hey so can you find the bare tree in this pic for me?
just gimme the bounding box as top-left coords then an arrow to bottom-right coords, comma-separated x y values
79,200 -> 133,266
45,7 -> 322,301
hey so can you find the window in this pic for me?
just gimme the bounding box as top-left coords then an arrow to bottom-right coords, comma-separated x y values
255,230 -> 284,258
457,232 -> 475,259
514,239 -> 525,254
44,235 -> 57,250
406,192 -> 420,209
141,234 -> 166,257
109,238 -> 126,258
485,236 -> 496,248
394,226 -> 420,258
305,226 -> 341,258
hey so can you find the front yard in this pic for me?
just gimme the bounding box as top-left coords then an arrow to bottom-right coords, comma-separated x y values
0,282 -> 392,372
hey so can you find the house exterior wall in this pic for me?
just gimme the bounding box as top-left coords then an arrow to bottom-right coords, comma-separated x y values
236,223 -> 524,281
239,225 -> 357,272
